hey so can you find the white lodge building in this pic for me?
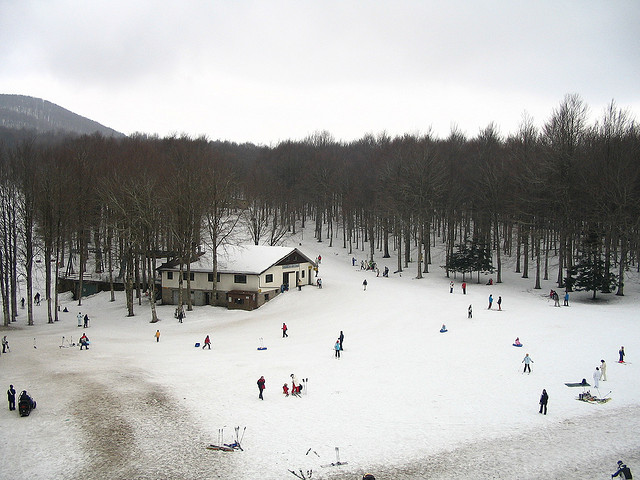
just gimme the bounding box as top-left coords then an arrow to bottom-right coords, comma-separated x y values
159,245 -> 317,311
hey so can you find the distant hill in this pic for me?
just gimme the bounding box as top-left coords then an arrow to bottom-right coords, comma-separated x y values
0,94 -> 125,138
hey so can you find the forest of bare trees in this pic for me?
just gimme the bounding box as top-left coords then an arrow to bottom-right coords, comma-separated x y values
1,95 -> 639,326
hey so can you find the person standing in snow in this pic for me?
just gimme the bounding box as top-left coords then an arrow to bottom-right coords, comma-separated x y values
290,374 -> 300,396
539,389 -> 548,415
155,330 -> 160,342
601,359 -> 607,381
363,279 -> 368,291
488,294 -> 493,309
339,331 -> 344,350
522,353 -> 534,373
593,367 -> 601,389
77,312 -> 83,327
468,304 -> 473,318
352,257 -> 356,266
619,346 -> 625,363
203,335 -> 211,349
1,336 -> 8,353
563,292 -> 569,306
462,282 -> 467,294
282,323 -> 288,338
34,292 -> 40,305
257,376 -> 265,400
7,384 -> 16,411
83,314 -> 89,328
334,340 -> 341,358
553,291 -> 560,307
497,296 -> 502,311
449,281 -> 454,293
612,460 -> 632,479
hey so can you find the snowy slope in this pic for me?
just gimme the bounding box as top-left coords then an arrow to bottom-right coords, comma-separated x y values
1,234 -> 639,480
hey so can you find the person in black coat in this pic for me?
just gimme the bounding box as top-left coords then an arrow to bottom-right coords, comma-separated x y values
612,460 -> 632,479
7,384 -> 16,411
339,331 -> 344,350
539,389 -> 548,415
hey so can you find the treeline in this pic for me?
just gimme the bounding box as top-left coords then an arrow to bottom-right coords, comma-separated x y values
1,94 -> 639,326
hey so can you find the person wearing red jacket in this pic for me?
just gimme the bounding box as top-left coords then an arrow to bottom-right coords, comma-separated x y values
257,376 -> 266,400
282,323 -> 288,338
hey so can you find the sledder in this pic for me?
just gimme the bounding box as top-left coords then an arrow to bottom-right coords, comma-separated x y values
18,390 -> 37,417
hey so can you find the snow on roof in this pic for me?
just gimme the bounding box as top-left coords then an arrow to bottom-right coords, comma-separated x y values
175,245 -> 313,275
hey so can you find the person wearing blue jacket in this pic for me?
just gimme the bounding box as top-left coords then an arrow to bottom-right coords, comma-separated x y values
488,294 -> 493,309
612,460 -> 632,479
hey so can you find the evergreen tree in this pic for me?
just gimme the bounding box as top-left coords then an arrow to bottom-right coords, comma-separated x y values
566,231 -> 617,299
446,239 -> 494,282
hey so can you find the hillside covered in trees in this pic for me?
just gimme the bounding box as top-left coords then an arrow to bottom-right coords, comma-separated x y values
1,94 -> 639,327
0,94 -> 124,145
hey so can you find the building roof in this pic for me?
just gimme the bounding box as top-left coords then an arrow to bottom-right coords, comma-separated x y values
160,245 -> 316,275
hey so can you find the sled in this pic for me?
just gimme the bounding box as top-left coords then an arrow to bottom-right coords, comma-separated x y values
565,382 -> 590,387
257,337 -> 267,350
512,344 -> 523,347
206,444 -> 235,452
576,391 -> 611,404
194,342 -> 200,347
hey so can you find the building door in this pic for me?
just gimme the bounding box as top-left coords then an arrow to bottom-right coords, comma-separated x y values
282,271 -> 290,287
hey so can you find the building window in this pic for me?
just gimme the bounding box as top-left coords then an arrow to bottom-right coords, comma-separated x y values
234,297 -> 244,305
183,272 -> 188,281
167,272 -> 173,280
217,273 -> 221,282
265,274 -> 273,283
208,273 -> 214,282
265,293 -> 270,301
234,274 -> 247,284
190,273 -> 194,281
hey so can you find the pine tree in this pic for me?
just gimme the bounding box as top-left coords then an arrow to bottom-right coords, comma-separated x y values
566,231 -> 617,299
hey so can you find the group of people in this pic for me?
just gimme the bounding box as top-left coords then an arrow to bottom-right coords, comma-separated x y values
76,312 -> 90,328
449,281 -> 467,294
549,289 -> 570,307
334,331 -> 344,358
487,294 -> 502,310
258,373 -> 308,400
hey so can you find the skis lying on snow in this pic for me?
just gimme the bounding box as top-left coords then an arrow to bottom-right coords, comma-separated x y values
321,447 -> 348,468
207,426 -> 245,451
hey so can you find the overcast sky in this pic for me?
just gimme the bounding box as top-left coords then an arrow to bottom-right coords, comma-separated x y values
1,0 -> 638,145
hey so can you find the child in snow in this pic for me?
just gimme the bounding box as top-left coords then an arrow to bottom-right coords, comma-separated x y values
155,330 -> 160,342
514,337 -> 522,347
497,296 -> 502,310
488,295 -> 493,309
468,305 -> 472,318
600,359 -> 607,381
522,353 -> 533,373
79,333 -> 89,350
563,292 -> 569,306
335,340 -> 341,358
440,324 -> 448,333
363,279 -> 368,291
619,346 -> 625,363
282,383 -> 289,397
449,281 -> 454,293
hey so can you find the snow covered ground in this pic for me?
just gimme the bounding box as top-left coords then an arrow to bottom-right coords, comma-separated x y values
1,234 -> 639,480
